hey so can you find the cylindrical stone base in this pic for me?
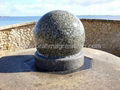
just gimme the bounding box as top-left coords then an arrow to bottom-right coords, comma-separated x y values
35,51 -> 84,71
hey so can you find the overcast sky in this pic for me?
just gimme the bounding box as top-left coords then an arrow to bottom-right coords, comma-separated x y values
0,0 -> 120,16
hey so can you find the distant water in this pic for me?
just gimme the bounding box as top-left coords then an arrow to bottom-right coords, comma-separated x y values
0,15 -> 120,27
0,16 -> 39,27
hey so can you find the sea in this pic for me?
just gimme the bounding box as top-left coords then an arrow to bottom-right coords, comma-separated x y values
0,15 -> 120,27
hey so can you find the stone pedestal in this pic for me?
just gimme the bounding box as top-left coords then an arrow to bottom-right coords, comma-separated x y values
35,51 -> 84,71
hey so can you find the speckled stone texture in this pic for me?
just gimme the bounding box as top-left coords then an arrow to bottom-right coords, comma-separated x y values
34,10 -> 85,71
34,10 -> 85,57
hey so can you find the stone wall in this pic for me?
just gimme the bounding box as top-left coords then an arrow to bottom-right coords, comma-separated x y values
0,22 -> 35,55
81,19 -> 120,56
0,19 -> 120,56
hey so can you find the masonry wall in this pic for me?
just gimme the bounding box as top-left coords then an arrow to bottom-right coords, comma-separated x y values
81,19 -> 120,56
0,22 -> 35,56
0,19 -> 120,56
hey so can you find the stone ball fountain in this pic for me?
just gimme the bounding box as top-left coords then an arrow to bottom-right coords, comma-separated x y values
34,10 -> 85,71
0,10 -> 120,90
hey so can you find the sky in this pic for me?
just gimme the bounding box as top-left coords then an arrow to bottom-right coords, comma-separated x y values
0,0 -> 120,16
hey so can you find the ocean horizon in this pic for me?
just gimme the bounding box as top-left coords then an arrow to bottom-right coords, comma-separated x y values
0,15 -> 120,27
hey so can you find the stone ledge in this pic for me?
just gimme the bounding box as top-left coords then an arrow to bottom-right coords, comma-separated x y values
81,19 -> 120,22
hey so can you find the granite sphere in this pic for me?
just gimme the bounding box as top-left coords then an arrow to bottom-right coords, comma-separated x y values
34,10 -> 85,57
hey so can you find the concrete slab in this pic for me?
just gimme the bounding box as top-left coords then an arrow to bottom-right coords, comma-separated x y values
0,48 -> 120,90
